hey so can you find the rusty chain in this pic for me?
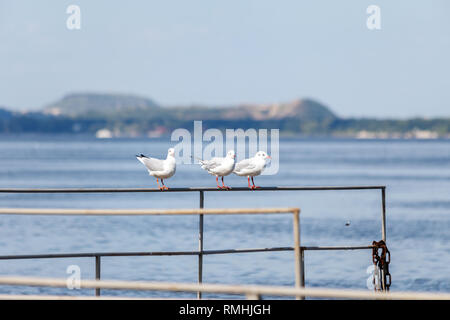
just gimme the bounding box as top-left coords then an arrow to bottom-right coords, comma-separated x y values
372,240 -> 391,291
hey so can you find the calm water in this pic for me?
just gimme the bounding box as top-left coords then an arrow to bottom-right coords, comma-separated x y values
0,135 -> 449,298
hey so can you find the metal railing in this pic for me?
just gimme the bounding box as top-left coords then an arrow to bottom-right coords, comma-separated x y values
0,206 -> 302,299
0,185 -> 387,299
1,275 -> 450,300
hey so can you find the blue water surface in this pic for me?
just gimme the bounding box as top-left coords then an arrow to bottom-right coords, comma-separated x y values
0,135 -> 449,298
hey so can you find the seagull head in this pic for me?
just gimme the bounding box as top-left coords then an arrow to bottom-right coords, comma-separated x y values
167,148 -> 175,157
255,151 -> 271,160
226,150 -> 236,159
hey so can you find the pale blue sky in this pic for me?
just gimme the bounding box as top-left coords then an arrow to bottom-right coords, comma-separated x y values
0,0 -> 449,118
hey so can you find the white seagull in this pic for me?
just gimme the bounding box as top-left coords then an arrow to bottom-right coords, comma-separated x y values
233,151 -> 271,189
198,150 -> 236,189
136,148 -> 176,190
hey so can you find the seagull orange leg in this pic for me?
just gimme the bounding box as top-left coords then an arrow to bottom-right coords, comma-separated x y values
251,177 -> 260,189
156,178 -> 163,190
247,176 -> 252,189
161,179 -> 169,190
221,176 -> 231,190
216,176 -> 223,189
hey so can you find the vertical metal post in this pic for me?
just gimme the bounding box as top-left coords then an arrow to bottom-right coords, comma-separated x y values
246,293 -> 261,300
379,188 -> 389,292
198,191 -> 204,299
380,267 -> 386,291
300,248 -> 305,289
292,209 -> 304,300
95,255 -> 101,296
381,187 -> 387,242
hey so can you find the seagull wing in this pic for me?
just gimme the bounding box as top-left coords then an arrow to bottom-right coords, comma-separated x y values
137,155 -> 165,171
234,158 -> 256,173
200,157 -> 224,171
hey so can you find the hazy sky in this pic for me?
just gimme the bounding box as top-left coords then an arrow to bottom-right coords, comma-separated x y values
0,1 -> 449,118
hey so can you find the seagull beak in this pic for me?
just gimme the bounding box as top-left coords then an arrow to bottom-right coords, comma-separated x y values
267,155 -> 271,159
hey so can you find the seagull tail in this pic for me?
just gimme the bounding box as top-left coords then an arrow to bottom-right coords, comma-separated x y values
190,155 -> 204,164
136,154 -> 148,165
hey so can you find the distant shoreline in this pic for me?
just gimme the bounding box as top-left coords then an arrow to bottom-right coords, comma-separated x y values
2,93 -> 449,138
0,132 -> 448,141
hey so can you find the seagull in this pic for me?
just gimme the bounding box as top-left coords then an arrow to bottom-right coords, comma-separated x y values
233,151 -> 271,189
198,150 -> 236,189
136,148 -> 176,190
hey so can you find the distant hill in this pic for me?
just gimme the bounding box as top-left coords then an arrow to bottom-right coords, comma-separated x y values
43,93 -> 161,118
41,93 -> 337,124
1,92 -> 448,137
220,98 -> 337,122
165,98 -> 337,124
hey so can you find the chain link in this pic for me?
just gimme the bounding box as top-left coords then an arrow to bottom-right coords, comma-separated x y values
372,240 -> 391,291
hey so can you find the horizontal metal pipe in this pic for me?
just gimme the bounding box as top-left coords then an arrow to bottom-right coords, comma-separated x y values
0,245 -> 374,260
0,186 -> 385,193
0,294 -> 161,300
0,251 -> 201,260
303,245 -> 374,251
0,276 -> 449,300
0,207 -> 298,216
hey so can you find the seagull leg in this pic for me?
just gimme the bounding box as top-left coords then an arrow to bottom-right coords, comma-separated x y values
221,176 -> 231,190
161,179 -> 169,190
216,176 -> 223,189
251,177 -> 260,189
247,176 -> 252,189
156,178 -> 163,191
